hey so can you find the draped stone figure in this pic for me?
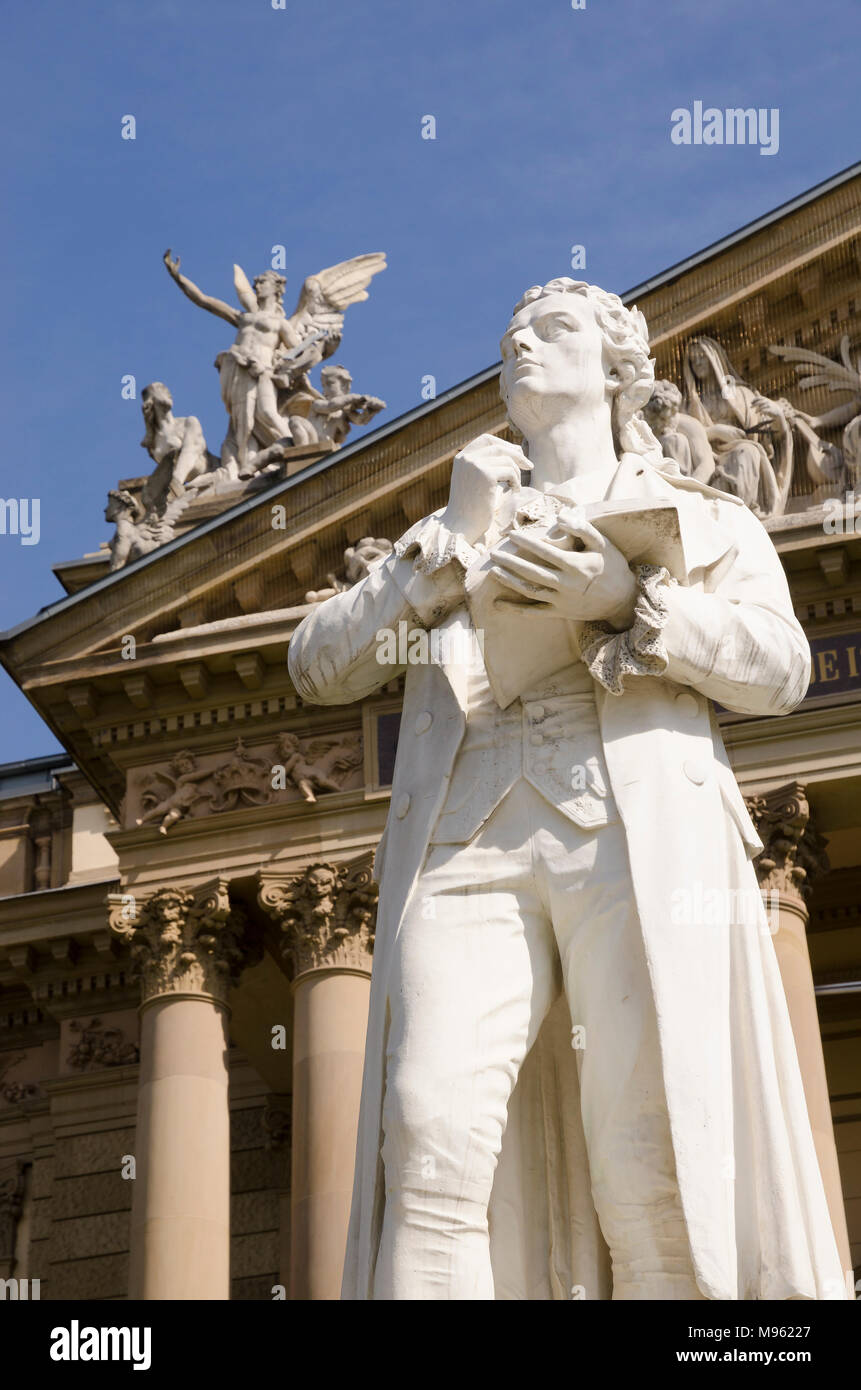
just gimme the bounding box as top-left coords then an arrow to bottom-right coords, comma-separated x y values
288,278 -> 848,1301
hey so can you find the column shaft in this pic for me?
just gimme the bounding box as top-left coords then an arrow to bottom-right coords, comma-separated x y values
771,899 -> 852,1279
290,969 -> 370,1300
130,997 -> 231,1299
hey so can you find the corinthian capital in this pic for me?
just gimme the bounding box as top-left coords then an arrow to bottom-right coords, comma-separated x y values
745,782 -> 829,909
108,877 -> 253,1007
257,851 -> 377,980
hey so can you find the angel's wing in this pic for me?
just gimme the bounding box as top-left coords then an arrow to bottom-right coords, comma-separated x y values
770,338 -> 861,395
140,770 -> 177,803
233,263 -> 258,313
287,254 -> 386,352
310,735 -> 363,774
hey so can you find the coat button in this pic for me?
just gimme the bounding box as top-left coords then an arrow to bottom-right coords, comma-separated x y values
414,711 -> 433,734
675,692 -> 700,718
395,794 -> 411,818
530,704 -> 545,720
683,760 -> 707,786
530,733 -> 544,746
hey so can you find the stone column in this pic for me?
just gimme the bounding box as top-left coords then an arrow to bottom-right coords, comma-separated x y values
110,879 -> 256,1300
259,852 -> 376,1301
748,783 -> 852,1278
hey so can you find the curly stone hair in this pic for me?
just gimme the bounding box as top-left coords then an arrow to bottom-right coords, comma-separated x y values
503,277 -> 660,459
253,270 -> 287,302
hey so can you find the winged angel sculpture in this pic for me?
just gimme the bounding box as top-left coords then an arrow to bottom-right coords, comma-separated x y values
163,249 -> 386,477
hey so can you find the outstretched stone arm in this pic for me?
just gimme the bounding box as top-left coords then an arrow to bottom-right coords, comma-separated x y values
163,250 -> 240,328
581,504 -> 810,718
287,513 -> 467,706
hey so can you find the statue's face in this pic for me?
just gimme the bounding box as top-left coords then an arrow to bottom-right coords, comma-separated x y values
500,292 -> 608,435
686,341 -> 709,381
308,868 -> 336,898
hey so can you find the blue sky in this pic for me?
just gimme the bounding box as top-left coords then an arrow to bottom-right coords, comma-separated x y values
0,0 -> 858,758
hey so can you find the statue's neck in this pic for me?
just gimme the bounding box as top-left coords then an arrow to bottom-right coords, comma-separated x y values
524,414 -> 619,492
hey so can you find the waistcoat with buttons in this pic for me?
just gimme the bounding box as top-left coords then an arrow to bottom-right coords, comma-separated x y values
429,631 -> 618,845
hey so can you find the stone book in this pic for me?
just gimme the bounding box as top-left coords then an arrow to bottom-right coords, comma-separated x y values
464,497 -> 685,708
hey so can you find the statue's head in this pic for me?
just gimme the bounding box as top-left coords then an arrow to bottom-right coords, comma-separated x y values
643,379 -> 683,431
320,364 -> 351,398
499,278 -> 653,453
105,488 -> 137,522
141,382 -> 173,416
253,270 -> 287,306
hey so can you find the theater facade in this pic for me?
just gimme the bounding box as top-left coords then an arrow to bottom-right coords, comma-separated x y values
1,164 -> 860,1300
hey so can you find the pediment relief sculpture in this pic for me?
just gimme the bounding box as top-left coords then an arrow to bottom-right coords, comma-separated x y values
132,731 -> 363,833
769,334 -> 861,489
643,334 -> 849,519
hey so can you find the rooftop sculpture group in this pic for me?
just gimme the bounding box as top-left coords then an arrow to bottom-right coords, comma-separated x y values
106,251 -> 387,569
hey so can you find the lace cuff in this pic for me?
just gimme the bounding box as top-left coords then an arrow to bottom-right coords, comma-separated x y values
393,513 -> 479,576
579,564 -> 675,695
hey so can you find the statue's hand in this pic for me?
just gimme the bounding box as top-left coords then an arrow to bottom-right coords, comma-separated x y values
441,433 -> 532,546
164,248 -> 181,279
489,507 -> 637,629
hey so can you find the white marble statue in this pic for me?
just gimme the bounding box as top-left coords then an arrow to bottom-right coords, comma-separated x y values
681,336 -> 838,515
304,536 -> 394,604
288,278 -> 848,1301
139,381 -> 216,506
163,249 -> 386,476
642,378 -> 717,482
287,365 -> 386,448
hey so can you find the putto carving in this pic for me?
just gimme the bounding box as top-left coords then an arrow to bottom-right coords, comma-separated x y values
108,879 -> 252,1006
258,852 -> 377,979
134,732 -> 364,833
136,750 -> 214,834
287,364 -> 385,448
305,536 -> 393,604
66,1017 -> 139,1071
272,731 -> 363,803
0,1052 -> 38,1105
746,783 -> 830,908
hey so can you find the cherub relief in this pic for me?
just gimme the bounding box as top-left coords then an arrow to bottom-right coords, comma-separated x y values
274,731 -> 363,803
135,751 -> 214,834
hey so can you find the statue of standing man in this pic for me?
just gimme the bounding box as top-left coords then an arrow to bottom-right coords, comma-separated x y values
289,278 -> 848,1301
